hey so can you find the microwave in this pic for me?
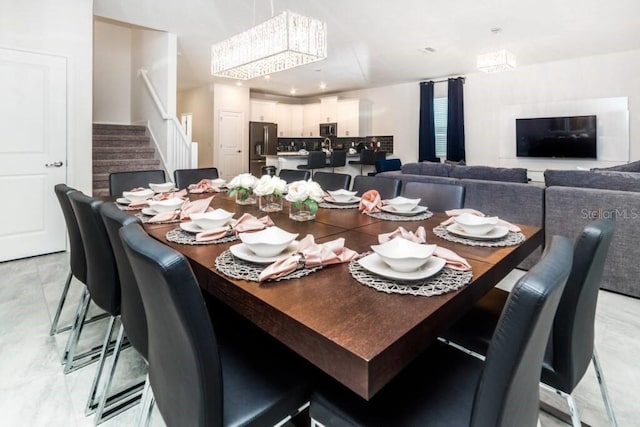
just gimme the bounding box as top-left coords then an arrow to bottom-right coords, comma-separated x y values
319,122 -> 337,136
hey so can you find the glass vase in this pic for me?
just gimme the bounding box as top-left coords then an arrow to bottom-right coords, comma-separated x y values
259,194 -> 283,212
289,201 -> 316,222
235,191 -> 256,205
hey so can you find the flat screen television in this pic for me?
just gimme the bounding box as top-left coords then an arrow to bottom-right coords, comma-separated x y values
516,115 -> 597,159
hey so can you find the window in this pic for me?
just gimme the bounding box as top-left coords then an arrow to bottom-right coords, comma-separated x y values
434,97 -> 448,158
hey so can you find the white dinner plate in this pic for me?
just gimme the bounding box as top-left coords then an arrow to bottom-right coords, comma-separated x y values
446,224 -> 509,241
116,197 -> 131,205
380,205 -> 429,216
180,219 -> 238,234
358,253 -> 446,281
229,241 -> 299,264
141,207 -> 159,216
324,196 -> 361,205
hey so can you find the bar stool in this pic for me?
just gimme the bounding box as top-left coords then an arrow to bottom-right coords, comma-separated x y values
325,150 -> 347,172
297,151 -> 327,178
349,149 -> 376,175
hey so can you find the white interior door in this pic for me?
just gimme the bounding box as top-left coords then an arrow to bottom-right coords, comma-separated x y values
0,48 -> 67,262
217,110 -> 244,180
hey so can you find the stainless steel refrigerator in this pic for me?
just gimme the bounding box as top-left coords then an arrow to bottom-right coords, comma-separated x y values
249,121 -> 278,177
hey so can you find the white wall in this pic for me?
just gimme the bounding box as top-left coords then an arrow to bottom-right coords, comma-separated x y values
93,19 -> 131,124
213,83 -> 250,170
0,0 -> 93,193
177,85 -> 214,167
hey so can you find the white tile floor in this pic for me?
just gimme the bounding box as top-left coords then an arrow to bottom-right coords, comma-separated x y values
0,252 -> 637,426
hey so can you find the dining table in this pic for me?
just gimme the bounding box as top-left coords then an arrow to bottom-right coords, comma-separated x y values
138,192 -> 543,401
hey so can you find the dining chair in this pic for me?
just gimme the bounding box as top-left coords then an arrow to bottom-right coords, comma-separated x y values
68,193 -> 143,422
440,218 -> 617,427
119,222 -> 316,427
349,149 -> 377,175
297,151 -> 327,177
309,235 -> 573,427
401,181 -> 466,212
98,202 -> 149,424
351,175 -> 401,200
109,170 -> 166,196
313,171 -> 351,191
173,167 -> 219,189
278,169 -> 311,183
325,149 -> 347,172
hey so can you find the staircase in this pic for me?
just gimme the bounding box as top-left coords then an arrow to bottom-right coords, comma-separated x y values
92,124 -> 163,196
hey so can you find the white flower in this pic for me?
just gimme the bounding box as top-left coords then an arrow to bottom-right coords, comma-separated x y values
228,173 -> 258,190
253,175 -> 287,196
285,179 -> 324,203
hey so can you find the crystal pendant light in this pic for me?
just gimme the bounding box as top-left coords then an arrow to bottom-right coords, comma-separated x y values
477,49 -> 517,73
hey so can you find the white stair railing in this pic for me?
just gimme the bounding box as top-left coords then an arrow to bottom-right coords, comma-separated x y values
138,69 -> 197,175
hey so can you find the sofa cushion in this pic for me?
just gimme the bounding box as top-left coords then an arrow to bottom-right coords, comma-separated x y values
401,163 -> 422,175
591,160 -> 640,173
544,170 -> 640,192
450,165 -> 528,183
419,162 -> 453,177
377,171 -> 460,189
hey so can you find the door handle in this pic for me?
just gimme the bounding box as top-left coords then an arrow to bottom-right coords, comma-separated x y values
45,161 -> 64,168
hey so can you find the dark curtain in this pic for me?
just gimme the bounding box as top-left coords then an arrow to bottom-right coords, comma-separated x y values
418,81 -> 437,162
446,77 -> 466,162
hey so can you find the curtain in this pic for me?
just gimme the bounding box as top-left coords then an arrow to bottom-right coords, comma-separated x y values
418,81 -> 437,162
446,77 -> 466,162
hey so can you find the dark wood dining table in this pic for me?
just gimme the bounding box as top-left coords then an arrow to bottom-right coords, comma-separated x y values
141,193 -> 543,400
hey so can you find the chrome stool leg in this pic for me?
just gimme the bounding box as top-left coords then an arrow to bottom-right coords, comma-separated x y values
62,287 -> 91,369
50,270 -> 73,335
137,376 -> 155,427
566,393 -> 582,427
85,315 -> 118,415
592,348 -> 618,427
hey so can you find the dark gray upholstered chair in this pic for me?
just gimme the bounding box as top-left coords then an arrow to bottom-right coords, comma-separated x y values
173,167 -> 219,190
374,158 -> 401,174
349,149 -> 377,175
68,193 -> 143,423
310,235 -> 573,427
352,175 -> 401,200
326,150 -> 347,172
440,218 -> 617,427
119,222 -> 315,427
109,170 -> 165,196
401,181 -> 466,212
297,151 -> 327,177
278,169 -> 310,183
313,171 -> 351,191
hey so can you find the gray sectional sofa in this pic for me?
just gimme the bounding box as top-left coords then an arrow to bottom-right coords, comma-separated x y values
379,161 -> 640,298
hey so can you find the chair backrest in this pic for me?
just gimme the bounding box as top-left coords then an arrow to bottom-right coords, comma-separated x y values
313,171 -> 351,191
119,222 -> 223,427
109,170 -> 166,196
328,150 -> 347,168
359,149 -> 376,165
173,167 -> 219,190
306,151 -> 327,169
543,218 -> 615,393
99,202 -> 148,360
68,192 -> 120,315
375,151 -> 387,161
402,181 -> 465,212
471,235 -> 573,427
352,175 -> 401,200
375,158 -> 402,174
279,169 -> 310,183
54,184 -> 87,284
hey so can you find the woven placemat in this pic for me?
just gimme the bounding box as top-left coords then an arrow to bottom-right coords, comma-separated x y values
215,249 -> 323,282
349,252 -> 472,297
319,202 -> 359,209
135,213 -> 180,225
165,228 -> 238,245
365,210 -> 434,221
432,225 -> 525,247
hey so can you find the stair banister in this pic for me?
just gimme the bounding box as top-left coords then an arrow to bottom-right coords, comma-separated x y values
138,68 -> 197,175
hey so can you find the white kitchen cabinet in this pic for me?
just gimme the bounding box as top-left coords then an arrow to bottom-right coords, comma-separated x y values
290,105 -> 304,137
319,96 -> 338,123
337,99 -> 372,137
275,103 -> 291,137
303,103 -> 320,137
250,100 -> 276,122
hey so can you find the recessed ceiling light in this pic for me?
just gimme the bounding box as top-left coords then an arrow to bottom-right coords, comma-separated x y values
289,88 -> 297,95
419,47 -> 436,54
319,82 -> 327,89
264,75 -> 271,80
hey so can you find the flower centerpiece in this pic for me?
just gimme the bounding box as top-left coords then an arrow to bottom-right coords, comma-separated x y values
253,175 -> 287,212
285,179 -> 324,221
227,173 -> 259,205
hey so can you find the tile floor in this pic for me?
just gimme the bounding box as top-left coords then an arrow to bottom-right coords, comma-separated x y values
0,252 -> 637,426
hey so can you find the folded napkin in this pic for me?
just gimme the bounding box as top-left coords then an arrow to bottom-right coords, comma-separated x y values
188,179 -> 221,194
146,196 -> 213,223
128,189 -> 188,209
377,226 -> 471,271
441,208 -> 521,232
258,235 -> 359,282
359,190 -> 382,213
195,213 -> 274,242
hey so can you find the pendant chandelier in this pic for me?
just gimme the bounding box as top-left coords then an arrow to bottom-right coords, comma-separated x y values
477,49 -> 517,73
211,8 -> 327,80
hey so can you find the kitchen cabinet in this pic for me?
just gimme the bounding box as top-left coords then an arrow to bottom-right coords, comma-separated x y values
337,99 -> 372,137
275,103 -> 291,137
290,105 -> 304,137
250,100 -> 276,122
319,96 -> 338,123
303,103 -> 320,137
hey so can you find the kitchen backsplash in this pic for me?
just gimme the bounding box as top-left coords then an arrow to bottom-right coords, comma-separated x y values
277,136 -> 393,153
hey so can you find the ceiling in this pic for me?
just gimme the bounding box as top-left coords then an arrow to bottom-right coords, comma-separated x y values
94,0 -> 640,98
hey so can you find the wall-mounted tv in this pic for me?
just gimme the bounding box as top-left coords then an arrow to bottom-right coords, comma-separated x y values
516,115 -> 597,159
